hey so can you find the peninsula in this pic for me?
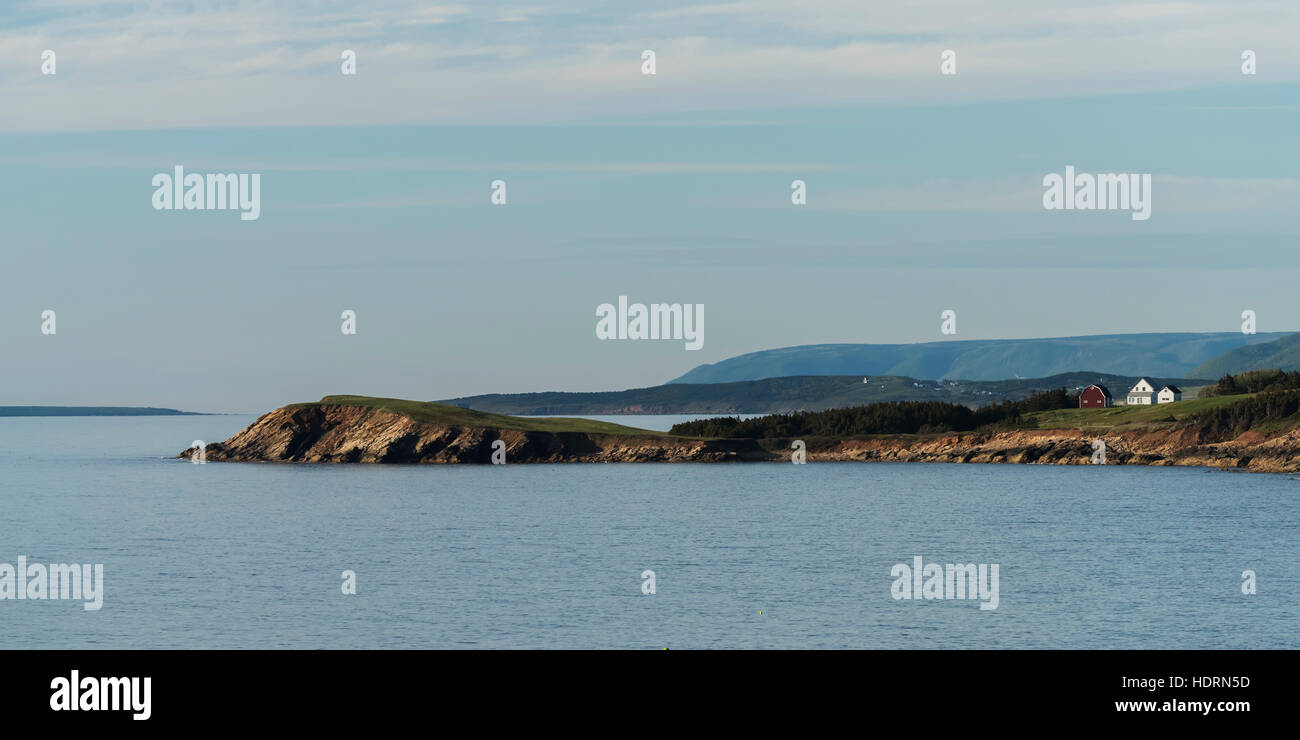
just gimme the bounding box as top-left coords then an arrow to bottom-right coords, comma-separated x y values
180,382 -> 1300,473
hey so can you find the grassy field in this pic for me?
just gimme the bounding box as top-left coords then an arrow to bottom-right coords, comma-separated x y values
292,395 -> 664,436
1023,394 -> 1246,430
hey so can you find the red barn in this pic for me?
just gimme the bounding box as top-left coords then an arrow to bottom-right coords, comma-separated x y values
1079,384 -> 1112,408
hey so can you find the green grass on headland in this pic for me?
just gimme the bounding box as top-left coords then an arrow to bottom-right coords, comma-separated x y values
1023,395 -> 1249,430
292,395 -> 664,436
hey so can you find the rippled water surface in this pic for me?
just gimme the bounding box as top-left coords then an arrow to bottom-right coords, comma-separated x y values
1,415 -> 1295,648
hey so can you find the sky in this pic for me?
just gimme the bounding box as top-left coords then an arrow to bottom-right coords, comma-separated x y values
1,0 -> 1298,411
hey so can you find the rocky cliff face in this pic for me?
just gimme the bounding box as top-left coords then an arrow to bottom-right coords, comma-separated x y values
795,427 -> 1300,473
179,404 -> 770,463
180,403 -> 1300,472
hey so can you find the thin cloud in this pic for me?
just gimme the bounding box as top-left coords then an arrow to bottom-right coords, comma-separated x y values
2,0 -> 1299,131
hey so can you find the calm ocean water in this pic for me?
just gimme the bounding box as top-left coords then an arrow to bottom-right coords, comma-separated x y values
0,415 -> 1295,649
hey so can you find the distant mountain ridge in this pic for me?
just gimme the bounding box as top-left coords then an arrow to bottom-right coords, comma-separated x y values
670,332 -> 1293,384
1191,334 -> 1300,378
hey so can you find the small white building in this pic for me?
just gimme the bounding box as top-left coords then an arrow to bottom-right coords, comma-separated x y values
1157,385 -> 1182,404
1127,378 -> 1156,405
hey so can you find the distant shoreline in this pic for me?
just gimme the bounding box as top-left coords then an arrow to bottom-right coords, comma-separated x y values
0,407 -> 208,417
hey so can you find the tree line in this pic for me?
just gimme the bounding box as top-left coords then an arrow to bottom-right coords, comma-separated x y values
1201,369 -> 1300,397
669,387 -> 1078,438
1190,389 -> 1300,438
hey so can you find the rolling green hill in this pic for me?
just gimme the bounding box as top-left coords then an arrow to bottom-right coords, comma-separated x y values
438,372 -> 1209,415
1191,333 -> 1300,378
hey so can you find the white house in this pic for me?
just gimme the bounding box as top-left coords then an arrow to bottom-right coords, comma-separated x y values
1157,385 -> 1182,404
1126,378 -> 1156,405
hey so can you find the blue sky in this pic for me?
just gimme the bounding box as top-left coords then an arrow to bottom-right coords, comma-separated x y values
1,1 -> 1299,411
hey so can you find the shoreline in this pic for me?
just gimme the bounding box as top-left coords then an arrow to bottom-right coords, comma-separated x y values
178,400 -> 1300,474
